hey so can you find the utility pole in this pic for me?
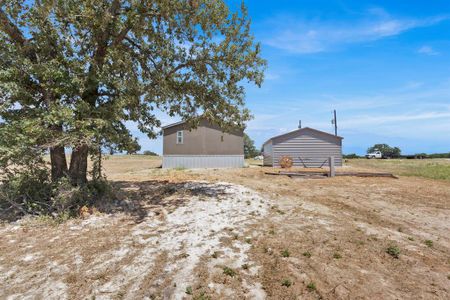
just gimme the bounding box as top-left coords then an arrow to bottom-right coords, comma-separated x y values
332,109 -> 338,136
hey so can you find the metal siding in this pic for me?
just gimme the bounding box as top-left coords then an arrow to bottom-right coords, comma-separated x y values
163,120 -> 244,156
272,129 -> 342,167
263,141 -> 273,166
162,155 -> 244,169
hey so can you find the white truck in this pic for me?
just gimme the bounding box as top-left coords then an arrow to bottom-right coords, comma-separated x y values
366,150 -> 383,159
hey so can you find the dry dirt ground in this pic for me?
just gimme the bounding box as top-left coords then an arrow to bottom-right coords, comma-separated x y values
1,156 -> 449,299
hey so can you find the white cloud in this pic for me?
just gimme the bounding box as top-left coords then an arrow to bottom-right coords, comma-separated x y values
263,10 -> 448,54
418,45 -> 439,55
246,113 -> 281,130
400,81 -> 424,91
340,111 -> 450,127
264,72 -> 280,80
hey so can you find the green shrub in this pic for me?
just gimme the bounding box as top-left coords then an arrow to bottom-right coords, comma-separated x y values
222,266 -> 236,277
52,178 -> 112,214
143,150 -> 158,156
185,286 -> 193,295
386,245 -> 400,258
0,168 -> 53,215
0,169 -> 113,220
307,282 -> 316,291
281,279 -> 292,287
424,240 -> 433,247
281,249 -> 290,257
343,153 -> 360,159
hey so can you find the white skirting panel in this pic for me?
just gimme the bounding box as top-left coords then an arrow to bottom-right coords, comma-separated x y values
162,155 -> 244,169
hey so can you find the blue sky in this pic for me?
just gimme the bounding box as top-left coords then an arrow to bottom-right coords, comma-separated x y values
135,0 -> 450,155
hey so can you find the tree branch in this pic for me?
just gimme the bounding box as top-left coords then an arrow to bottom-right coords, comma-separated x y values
111,20 -> 135,47
83,0 -> 122,104
0,9 -> 26,46
92,0 -> 122,66
98,91 -> 119,97
165,56 -> 219,79
123,36 -> 161,72
111,4 -> 152,48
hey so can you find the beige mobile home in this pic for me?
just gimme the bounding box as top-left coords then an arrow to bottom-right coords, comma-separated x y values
263,127 -> 343,167
162,120 -> 244,168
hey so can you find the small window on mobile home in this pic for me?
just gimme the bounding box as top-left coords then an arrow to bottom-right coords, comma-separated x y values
176,131 -> 183,144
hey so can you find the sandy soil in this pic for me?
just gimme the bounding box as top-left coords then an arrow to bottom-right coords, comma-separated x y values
1,156 -> 449,299
0,181 -> 270,299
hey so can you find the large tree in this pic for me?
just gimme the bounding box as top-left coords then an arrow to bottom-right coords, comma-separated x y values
367,144 -> 401,158
0,0 -> 265,184
243,133 -> 258,159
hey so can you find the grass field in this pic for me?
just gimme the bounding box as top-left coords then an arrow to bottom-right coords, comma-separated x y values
42,155 -> 450,181
1,155 -> 449,299
247,157 -> 450,181
346,158 -> 450,181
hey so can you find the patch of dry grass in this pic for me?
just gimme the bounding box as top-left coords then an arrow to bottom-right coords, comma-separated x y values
346,158 -> 450,181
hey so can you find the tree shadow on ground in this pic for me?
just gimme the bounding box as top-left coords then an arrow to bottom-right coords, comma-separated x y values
0,180 -> 230,224
98,180 -> 231,224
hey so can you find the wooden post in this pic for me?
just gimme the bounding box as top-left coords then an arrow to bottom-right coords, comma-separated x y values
329,156 -> 335,177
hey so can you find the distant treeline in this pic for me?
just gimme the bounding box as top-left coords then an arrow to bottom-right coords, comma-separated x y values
344,153 -> 450,159
413,153 -> 450,158
142,151 -> 159,156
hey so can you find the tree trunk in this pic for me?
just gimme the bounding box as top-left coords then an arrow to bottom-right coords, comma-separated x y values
50,146 -> 68,181
68,1 -> 120,185
49,124 -> 68,182
69,145 -> 89,185
97,145 -> 102,179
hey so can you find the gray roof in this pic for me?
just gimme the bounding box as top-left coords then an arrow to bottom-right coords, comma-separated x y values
161,120 -> 186,130
263,127 -> 343,146
162,119 -> 244,131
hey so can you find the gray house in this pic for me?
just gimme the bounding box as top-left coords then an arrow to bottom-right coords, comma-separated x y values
263,127 -> 343,167
162,119 -> 244,169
